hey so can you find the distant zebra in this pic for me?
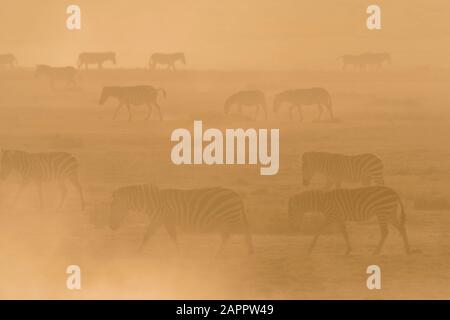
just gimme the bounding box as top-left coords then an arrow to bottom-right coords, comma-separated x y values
302,152 -> 384,188
99,85 -> 166,120
0,54 -> 18,68
0,150 -> 84,210
149,52 -> 186,70
77,52 -> 116,69
340,52 -> 391,71
288,186 -> 417,255
224,90 -> 268,120
273,88 -> 333,121
35,65 -> 77,88
110,184 -> 254,254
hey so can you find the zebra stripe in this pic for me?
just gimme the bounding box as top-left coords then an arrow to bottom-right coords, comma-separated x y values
302,152 -> 384,188
0,150 -> 84,210
110,184 -> 254,254
77,52 -> 116,69
288,186 -> 414,255
224,90 -> 268,120
273,88 -> 333,121
99,85 -> 166,120
149,52 -> 186,70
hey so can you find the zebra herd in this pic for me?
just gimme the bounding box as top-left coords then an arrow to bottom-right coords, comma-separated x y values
0,146 -> 416,255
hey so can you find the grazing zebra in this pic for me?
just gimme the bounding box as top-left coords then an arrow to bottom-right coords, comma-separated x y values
0,150 -> 85,210
35,65 -> 77,88
77,52 -> 116,69
0,54 -> 17,68
99,85 -> 166,120
224,90 -> 268,120
273,88 -> 333,121
149,52 -> 186,70
110,184 -> 254,254
288,186 -> 416,255
340,52 -> 391,71
302,152 -> 384,189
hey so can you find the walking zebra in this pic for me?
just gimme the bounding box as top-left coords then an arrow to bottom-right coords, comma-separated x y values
110,184 -> 254,254
340,52 -> 391,71
149,52 -> 186,70
302,152 -> 384,188
99,85 -> 166,121
224,90 -> 268,120
273,88 -> 333,121
288,186 -> 417,255
35,65 -> 77,88
0,54 -> 18,68
77,52 -> 116,69
0,150 -> 84,210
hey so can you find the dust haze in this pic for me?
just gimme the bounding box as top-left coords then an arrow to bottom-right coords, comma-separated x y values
1,0 -> 450,299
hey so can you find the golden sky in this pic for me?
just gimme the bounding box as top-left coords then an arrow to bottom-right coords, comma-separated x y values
1,0 -> 449,69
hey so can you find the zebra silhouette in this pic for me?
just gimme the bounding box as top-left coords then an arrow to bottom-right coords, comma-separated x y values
288,186 -> 417,255
99,85 -> 166,120
340,52 -> 391,71
35,65 -> 77,88
0,54 -> 18,68
273,88 -> 333,121
302,152 -> 384,188
77,52 -> 116,69
149,52 -> 186,70
224,90 -> 268,120
0,150 -> 84,210
110,184 -> 254,254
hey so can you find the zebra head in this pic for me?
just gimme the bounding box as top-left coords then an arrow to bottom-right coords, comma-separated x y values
99,87 -> 115,105
0,149 -> 17,180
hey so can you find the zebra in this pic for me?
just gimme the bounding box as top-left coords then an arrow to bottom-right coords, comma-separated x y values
224,90 -> 268,120
35,65 -> 77,88
288,186 -> 417,255
0,54 -> 18,68
77,52 -> 116,69
273,88 -> 333,121
109,184 -> 254,254
340,52 -> 391,71
302,152 -> 384,189
0,150 -> 85,210
99,85 -> 166,120
149,52 -> 186,70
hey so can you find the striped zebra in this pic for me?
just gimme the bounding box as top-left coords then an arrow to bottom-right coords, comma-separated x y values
77,52 -> 116,69
99,85 -> 166,121
0,54 -> 18,68
224,90 -> 268,120
340,52 -> 391,71
302,152 -> 384,189
35,65 -> 77,88
0,150 -> 84,210
273,88 -> 333,121
149,52 -> 186,70
288,186 -> 417,255
110,184 -> 254,254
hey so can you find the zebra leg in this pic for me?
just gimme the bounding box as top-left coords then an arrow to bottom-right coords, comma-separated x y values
145,103 -> 153,120
297,105 -> 303,121
317,104 -> 323,121
289,105 -> 295,120
254,105 -> 259,120
373,223 -> 389,255
216,232 -> 231,256
13,179 -> 30,208
153,102 -> 163,120
57,179 -> 68,210
113,103 -> 123,119
126,104 -> 132,121
308,221 -> 330,255
68,173 -> 85,211
139,223 -> 158,252
338,222 -> 352,255
164,222 -> 180,253
390,218 -> 413,254
35,181 -> 44,209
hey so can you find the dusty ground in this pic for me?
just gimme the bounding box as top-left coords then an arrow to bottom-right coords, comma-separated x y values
0,68 -> 450,299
